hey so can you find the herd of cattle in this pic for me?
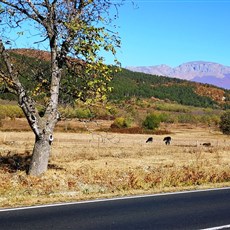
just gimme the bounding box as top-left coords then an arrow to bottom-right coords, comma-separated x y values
146,136 -> 172,145
145,136 -> 211,147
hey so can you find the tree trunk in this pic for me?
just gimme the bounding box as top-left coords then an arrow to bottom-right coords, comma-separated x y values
28,135 -> 52,176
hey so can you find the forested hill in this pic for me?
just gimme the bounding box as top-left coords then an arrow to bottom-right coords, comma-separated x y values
1,49 -> 230,109
109,68 -> 230,109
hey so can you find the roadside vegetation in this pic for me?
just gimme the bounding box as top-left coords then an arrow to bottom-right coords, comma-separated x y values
0,97 -> 230,208
0,125 -> 229,208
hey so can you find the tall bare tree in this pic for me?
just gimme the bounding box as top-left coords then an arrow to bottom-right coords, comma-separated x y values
0,0 -> 122,176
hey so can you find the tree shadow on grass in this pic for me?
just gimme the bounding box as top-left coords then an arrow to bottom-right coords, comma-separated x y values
0,152 -> 31,173
0,151 -> 64,174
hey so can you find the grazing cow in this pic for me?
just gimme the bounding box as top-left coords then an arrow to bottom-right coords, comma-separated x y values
163,136 -> 171,145
202,142 -> 211,147
146,137 -> 153,143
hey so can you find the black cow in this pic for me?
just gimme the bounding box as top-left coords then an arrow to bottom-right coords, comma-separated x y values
202,142 -> 211,147
146,137 -> 153,143
163,136 -> 171,145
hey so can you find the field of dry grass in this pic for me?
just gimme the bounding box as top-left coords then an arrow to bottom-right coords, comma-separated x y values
0,119 -> 230,208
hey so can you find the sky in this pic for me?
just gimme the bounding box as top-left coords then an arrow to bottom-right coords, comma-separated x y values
112,0 -> 230,67
4,0 -> 230,68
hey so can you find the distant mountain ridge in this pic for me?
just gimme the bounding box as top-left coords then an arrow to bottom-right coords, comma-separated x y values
126,61 -> 230,89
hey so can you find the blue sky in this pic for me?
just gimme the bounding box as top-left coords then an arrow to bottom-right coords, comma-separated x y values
113,0 -> 230,67
5,0 -> 230,68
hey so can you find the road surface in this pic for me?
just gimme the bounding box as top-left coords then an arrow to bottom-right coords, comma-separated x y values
0,188 -> 230,230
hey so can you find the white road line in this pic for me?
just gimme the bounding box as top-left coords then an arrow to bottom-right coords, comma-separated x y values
0,186 -> 230,212
200,224 -> 230,230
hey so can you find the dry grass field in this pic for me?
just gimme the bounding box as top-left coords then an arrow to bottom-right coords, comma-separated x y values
0,119 -> 230,208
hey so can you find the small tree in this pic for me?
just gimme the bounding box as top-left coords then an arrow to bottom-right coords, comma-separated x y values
0,0 -> 122,176
142,113 -> 161,130
219,110 -> 230,135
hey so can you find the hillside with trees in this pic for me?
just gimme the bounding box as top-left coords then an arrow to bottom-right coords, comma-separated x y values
110,68 -> 230,109
1,49 -> 230,110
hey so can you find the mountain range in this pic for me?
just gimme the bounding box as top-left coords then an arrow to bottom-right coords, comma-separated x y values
126,61 -> 230,90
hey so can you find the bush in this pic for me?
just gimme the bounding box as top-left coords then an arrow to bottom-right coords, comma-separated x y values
59,106 -> 92,119
142,113 -> 161,130
75,108 -> 92,119
219,111 -> 230,135
111,117 -> 131,128
0,105 -> 24,119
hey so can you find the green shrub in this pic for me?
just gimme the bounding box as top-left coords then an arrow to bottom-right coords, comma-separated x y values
59,106 -> 92,119
0,105 -> 24,118
219,110 -> 230,135
106,105 -> 118,116
157,113 -> 171,123
75,108 -> 92,119
111,117 -> 131,128
59,106 -> 75,118
142,113 -> 161,130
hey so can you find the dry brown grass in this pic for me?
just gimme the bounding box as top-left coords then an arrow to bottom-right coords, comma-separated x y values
0,120 -> 230,208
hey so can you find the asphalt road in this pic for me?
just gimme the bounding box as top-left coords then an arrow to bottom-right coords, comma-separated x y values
1,188 -> 230,230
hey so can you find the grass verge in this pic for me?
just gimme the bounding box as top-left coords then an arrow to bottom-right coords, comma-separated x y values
0,124 -> 230,208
